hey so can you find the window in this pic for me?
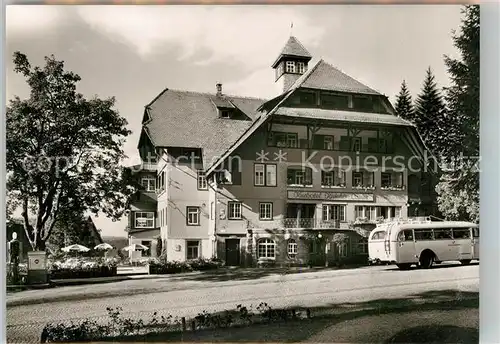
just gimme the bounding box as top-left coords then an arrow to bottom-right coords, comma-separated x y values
353,95 -> 373,111
353,172 -> 363,186
300,92 -> 316,105
297,62 -> 305,74
274,132 -> 287,147
321,171 -> 335,186
397,229 -> 414,242
254,164 -> 265,186
255,164 -> 277,187
371,231 -> 386,240
357,239 -> 368,254
434,229 -> 453,240
186,207 -> 200,226
186,240 -> 200,259
259,202 -> 273,220
288,239 -> 298,258
221,110 -> 230,118
414,229 -> 434,241
353,137 -> 362,152
286,61 -> 295,73
258,238 -> 276,259
287,168 -> 312,186
141,240 -> 151,257
295,170 -> 304,184
135,212 -> 155,228
321,93 -> 349,109
322,205 -> 346,222
381,173 -> 392,187
266,165 -> 277,186
472,228 -> 479,238
365,206 -> 376,220
286,133 -> 298,148
157,170 -> 166,192
228,202 -> 242,220
197,170 -> 208,190
141,177 -> 156,192
323,136 -> 334,150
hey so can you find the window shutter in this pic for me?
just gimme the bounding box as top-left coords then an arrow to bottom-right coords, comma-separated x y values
287,169 -> 294,184
305,168 -> 313,185
368,138 -> 377,152
339,136 -> 350,150
363,172 -> 371,186
231,159 -> 242,185
299,139 -> 308,149
267,132 -> 275,146
386,136 -> 394,153
338,170 -> 346,184
313,134 -> 324,149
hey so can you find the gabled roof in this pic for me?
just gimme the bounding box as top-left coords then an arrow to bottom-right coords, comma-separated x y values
205,60 -> 424,175
289,59 -> 382,95
143,89 -> 266,168
271,36 -> 312,68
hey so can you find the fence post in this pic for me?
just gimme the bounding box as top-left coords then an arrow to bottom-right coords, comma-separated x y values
181,317 -> 186,331
191,320 -> 196,331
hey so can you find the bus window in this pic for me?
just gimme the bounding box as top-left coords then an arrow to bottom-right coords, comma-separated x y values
452,228 -> 471,240
414,229 -> 434,241
371,231 -> 386,240
397,230 -> 414,242
472,228 -> 479,237
434,228 -> 453,240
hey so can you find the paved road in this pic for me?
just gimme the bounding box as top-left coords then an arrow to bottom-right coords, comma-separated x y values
7,263 -> 479,343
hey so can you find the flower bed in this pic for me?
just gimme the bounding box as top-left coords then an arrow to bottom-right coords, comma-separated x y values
148,257 -> 223,275
48,257 -> 118,279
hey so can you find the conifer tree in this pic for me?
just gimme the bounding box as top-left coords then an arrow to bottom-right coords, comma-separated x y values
395,80 -> 415,122
414,67 -> 447,157
436,5 -> 479,222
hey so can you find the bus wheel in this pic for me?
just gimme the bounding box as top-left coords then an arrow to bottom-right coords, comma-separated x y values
396,263 -> 412,270
460,259 -> 471,265
419,252 -> 434,269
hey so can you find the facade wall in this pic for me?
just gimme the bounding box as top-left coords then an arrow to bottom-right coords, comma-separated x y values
128,229 -> 160,259
165,238 -> 212,261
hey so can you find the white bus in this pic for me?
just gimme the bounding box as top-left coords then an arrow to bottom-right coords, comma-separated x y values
368,217 -> 479,270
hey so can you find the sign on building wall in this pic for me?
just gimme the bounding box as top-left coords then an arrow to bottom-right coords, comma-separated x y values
287,190 -> 374,202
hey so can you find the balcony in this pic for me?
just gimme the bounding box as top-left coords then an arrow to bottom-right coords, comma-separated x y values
282,218 -> 341,229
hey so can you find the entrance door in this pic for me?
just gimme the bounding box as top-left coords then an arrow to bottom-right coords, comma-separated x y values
225,239 -> 240,266
396,229 -> 416,264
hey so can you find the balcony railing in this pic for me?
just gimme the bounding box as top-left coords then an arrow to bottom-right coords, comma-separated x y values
283,218 -> 341,229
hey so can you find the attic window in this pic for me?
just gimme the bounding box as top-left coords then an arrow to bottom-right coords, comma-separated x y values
353,95 -> 374,111
297,62 -> 305,74
286,61 -> 296,73
299,91 -> 316,105
220,110 -> 231,118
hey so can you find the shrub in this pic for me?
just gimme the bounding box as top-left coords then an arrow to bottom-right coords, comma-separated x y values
48,257 -> 118,279
149,257 -> 223,275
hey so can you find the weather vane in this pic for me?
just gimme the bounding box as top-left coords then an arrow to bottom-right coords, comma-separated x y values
290,22 -> 294,36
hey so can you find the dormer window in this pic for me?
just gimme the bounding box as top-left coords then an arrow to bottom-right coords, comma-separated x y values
220,110 -> 231,118
286,61 -> 296,73
297,62 -> 305,74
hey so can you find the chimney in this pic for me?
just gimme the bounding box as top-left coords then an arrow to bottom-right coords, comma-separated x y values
216,82 -> 222,96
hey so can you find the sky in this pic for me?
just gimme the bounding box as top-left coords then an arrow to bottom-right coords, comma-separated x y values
6,4 -> 464,238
